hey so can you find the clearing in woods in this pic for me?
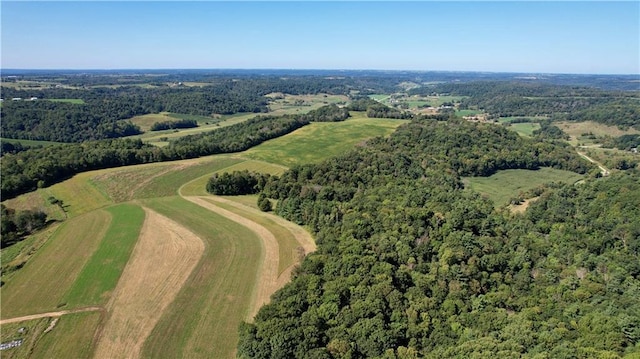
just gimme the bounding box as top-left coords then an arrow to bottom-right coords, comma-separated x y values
463,167 -> 584,206
92,208 -> 204,359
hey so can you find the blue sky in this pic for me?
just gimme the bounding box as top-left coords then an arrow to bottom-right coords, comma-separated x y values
1,1 -> 638,74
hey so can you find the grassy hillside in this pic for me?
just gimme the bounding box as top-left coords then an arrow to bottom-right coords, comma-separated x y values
463,167 -> 585,205
243,113 -> 408,167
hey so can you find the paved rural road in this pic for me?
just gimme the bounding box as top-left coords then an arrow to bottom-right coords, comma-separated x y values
0,306 -> 103,325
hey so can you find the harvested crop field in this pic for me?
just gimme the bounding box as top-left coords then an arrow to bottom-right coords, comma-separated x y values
93,208 -> 204,359
184,196 -> 280,320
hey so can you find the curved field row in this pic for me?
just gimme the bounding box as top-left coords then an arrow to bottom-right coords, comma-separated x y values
184,196 -> 281,320
92,207 -> 205,359
139,196 -> 263,358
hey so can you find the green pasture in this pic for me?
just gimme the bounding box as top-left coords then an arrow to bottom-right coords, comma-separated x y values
132,112 -> 257,145
48,98 -> 85,104
507,122 -> 541,137
1,138 -> 64,147
463,167 -> 584,206
556,120 -> 640,146
1,224 -> 60,282
168,112 -> 218,124
62,203 -> 144,307
243,113 -> 408,167
369,94 -> 390,102
140,196 -> 262,359
129,112 -> 218,132
129,113 -> 174,131
29,312 -> 102,359
0,210 -> 112,318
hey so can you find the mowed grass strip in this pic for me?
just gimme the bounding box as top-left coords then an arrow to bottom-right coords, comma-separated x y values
29,312 -> 102,359
202,197 -> 299,275
243,113 -> 408,167
141,196 -> 263,359
63,203 -> 145,307
463,167 -> 584,206
0,210 -> 112,318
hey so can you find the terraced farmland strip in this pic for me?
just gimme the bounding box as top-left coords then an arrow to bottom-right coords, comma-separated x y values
63,203 -> 145,307
182,196 -> 279,321
93,208 -> 204,359
0,210 -> 112,318
202,196 -> 314,274
140,196 -> 262,359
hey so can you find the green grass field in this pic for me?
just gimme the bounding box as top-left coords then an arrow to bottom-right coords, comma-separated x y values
268,93 -> 349,115
28,312 -> 102,359
463,167 -> 584,206
48,98 -> 85,104
140,196 -> 262,359
0,210 -> 112,318
507,122 -> 541,137
1,138 -> 64,147
131,113 -> 257,146
62,204 -> 144,307
243,112 -> 408,167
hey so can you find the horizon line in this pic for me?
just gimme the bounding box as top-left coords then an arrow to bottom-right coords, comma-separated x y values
2,68 -> 639,77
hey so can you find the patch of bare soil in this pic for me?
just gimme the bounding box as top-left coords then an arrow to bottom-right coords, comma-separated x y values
509,197 -> 539,214
92,208 -> 204,359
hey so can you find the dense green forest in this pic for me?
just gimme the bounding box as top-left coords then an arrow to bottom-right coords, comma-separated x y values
237,119 -> 639,358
